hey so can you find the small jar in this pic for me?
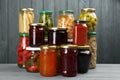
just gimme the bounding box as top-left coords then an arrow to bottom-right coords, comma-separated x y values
17,33 -> 29,68
48,27 -> 67,46
39,45 -> 57,77
57,10 -> 75,39
60,44 -> 78,77
77,45 -> 91,73
79,8 -> 97,32
25,47 -> 40,72
39,10 -> 53,37
87,32 -> 97,69
73,20 -> 87,46
29,23 -> 45,47
19,8 -> 34,33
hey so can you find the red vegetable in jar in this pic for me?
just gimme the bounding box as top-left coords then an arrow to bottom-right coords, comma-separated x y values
17,33 -> 29,68
25,47 -> 40,73
73,20 -> 87,46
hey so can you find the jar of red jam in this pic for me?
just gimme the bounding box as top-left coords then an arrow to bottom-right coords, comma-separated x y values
77,45 -> 91,73
48,27 -> 67,46
39,45 -> 58,77
25,47 -> 40,72
60,44 -> 78,77
73,20 -> 87,46
29,23 -> 45,47
17,33 -> 29,68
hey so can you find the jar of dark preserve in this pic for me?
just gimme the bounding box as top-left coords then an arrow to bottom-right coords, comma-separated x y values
60,44 -> 78,77
48,27 -> 67,46
77,45 -> 91,73
29,23 -> 45,47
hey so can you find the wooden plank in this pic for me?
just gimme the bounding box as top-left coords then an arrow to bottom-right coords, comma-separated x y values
54,0 -> 68,26
68,0 -> 79,19
31,0 -> 43,22
0,0 -> 8,63
19,0 -> 32,8
7,0 -> 19,63
43,0 -> 55,26
89,0 -> 102,63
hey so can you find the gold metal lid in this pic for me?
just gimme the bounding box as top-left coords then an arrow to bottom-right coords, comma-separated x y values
78,45 -> 90,49
40,45 -> 58,50
81,8 -> 95,12
20,8 -> 27,12
49,27 -> 67,31
60,44 -> 78,49
27,8 -> 34,12
30,23 -> 45,26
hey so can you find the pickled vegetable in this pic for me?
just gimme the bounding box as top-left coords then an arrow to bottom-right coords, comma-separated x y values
79,8 -> 97,32
19,8 -> 34,33
25,47 -> 40,72
57,10 -> 74,39
39,10 -> 53,37
17,33 -> 29,68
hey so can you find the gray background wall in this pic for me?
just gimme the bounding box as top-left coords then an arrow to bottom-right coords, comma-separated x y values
0,0 -> 120,63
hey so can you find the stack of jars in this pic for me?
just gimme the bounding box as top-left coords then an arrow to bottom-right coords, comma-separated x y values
18,8 -> 34,68
17,8 -> 97,77
79,8 -> 97,69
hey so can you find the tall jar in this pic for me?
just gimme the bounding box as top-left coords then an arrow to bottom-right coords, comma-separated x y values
60,44 -> 78,77
48,27 -> 67,46
57,10 -> 75,39
39,10 -> 53,38
77,45 -> 91,73
87,32 -> 97,69
39,45 -> 57,77
17,33 -> 29,68
19,8 -> 34,33
73,20 -> 87,46
29,23 -> 45,47
78,8 -> 97,32
25,47 -> 40,72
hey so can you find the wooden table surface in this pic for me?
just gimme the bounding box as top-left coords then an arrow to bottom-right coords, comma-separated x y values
0,64 -> 120,80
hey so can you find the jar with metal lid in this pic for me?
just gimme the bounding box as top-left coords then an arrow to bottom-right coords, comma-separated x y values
25,47 -> 40,72
87,32 -> 97,69
73,20 -> 87,46
77,45 -> 91,73
19,8 -> 34,33
17,33 -> 29,68
39,45 -> 58,77
57,10 -> 75,39
78,8 -> 97,32
29,23 -> 45,47
60,44 -> 78,77
39,10 -> 53,37
48,27 -> 67,45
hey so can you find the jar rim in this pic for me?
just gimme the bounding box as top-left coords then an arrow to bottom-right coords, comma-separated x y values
81,8 -> 95,12
40,45 -> 58,50
49,27 -> 67,30
26,47 -> 41,51
88,32 -> 96,35
19,33 -> 29,36
29,23 -> 45,26
59,10 -> 74,13
60,44 -> 78,49
78,45 -> 90,49
39,10 -> 52,14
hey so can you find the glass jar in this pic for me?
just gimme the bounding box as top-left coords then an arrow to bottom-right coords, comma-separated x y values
39,45 -> 57,77
29,23 -> 45,47
25,47 -> 40,72
87,32 -> 97,69
39,10 -> 53,37
79,8 -> 97,32
19,8 -> 34,33
60,44 -> 78,77
48,27 -> 67,46
17,33 -> 29,68
77,45 -> 91,73
57,10 -> 75,39
73,20 -> 87,46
